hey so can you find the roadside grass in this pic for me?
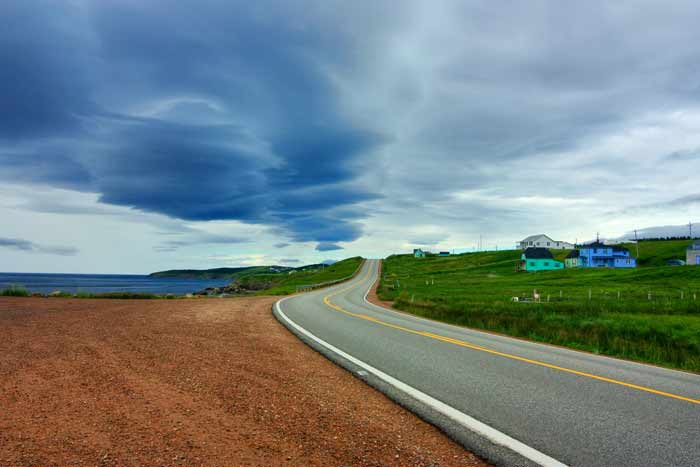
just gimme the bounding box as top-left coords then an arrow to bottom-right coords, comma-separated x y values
378,244 -> 700,372
241,257 -> 363,295
1,286 -> 31,297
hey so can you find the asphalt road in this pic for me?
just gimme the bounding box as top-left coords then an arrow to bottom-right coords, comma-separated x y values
275,259 -> 700,467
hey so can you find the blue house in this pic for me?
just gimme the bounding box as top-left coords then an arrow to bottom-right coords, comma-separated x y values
578,242 -> 636,268
413,248 -> 426,258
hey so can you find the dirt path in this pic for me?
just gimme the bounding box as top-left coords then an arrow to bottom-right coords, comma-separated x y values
0,297 -> 486,467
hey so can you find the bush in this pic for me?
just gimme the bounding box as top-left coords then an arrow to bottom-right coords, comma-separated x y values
1,286 -> 31,297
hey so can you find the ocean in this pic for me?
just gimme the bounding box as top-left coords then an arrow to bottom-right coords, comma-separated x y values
0,272 -> 231,295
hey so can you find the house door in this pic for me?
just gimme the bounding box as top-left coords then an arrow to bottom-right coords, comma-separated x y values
696,255 -> 700,265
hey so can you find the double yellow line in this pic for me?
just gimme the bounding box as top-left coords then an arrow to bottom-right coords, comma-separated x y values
322,262 -> 700,405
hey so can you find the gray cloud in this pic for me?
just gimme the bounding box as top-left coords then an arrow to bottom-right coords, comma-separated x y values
316,242 -> 343,251
666,149 -> 700,161
0,237 -> 78,256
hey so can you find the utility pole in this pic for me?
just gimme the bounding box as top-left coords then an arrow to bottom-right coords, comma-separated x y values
634,229 -> 639,258
689,221 -> 693,239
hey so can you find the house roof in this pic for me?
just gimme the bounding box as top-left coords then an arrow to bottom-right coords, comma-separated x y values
582,241 -> 607,248
523,247 -> 554,259
520,234 -> 552,243
581,242 -> 630,253
566,250 -> 580,258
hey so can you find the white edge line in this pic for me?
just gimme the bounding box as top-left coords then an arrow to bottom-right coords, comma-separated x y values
360,261 -> 700,379
275,294 -> 568,467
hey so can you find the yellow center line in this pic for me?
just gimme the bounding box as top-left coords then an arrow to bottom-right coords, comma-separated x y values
321,263 -> 700,405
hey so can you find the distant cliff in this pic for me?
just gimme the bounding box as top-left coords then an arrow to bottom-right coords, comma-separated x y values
149,266 -> 289,279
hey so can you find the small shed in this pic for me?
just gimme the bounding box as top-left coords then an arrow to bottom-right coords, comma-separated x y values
438,251 -> 450,256
521,247 -> 564,272
413,248 -> 425,258
565,249 -> 580,268
687,241 -> 700,266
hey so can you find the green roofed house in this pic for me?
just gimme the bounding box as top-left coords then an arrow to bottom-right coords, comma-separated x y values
413,248 -> 426,258
565,249 -> 581,268
521,247 -> 564,272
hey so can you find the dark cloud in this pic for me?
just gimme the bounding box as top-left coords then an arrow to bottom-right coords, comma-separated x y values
154,232 -> 249,252
279,258 -> 301,264
666,149 -> 700,161
274,243 -> 290,249
408,235 -> 449,246
0,237 -> 78,256
0,0 -> 385,247
316,242 -> 343,251
613,194 -> 700,215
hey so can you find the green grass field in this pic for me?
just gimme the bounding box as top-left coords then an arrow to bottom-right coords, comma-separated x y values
237,256 -> 363,295
378,240 -> 700,372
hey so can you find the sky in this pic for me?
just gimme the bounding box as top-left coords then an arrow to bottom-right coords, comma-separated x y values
3,1 -> 700,273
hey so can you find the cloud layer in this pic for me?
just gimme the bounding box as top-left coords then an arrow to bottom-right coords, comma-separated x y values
3,1 -> 700,272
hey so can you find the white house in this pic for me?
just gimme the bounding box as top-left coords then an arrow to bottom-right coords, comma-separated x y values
518,234 -> 575,250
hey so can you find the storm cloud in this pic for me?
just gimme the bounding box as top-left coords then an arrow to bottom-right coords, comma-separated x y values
0,0 -> 386,248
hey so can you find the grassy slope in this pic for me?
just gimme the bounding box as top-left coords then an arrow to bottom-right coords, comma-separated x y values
378,241 -> 700,372
149,266 -> 281,279
236,257 -> 363,295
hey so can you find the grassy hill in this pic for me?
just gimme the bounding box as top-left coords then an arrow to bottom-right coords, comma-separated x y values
378,242 -> 700,372
150,266 -> 288,279
237,257 -> 363,295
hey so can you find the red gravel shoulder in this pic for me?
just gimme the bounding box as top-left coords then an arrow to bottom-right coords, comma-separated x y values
0,296 -> 487,467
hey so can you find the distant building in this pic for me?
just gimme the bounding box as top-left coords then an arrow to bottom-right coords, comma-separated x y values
438,251 -> 450,256
413,248 -> 426,258
578,242 -> 636,268
687,241 -> 700,265
518,234 -> 575,250
521,248 -> 564,272
565,249 -> 581,268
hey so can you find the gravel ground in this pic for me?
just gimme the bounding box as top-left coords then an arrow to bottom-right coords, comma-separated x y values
0,296 -> 487,467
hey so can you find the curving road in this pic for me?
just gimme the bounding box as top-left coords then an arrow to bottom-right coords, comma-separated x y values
274,259 -> 700,467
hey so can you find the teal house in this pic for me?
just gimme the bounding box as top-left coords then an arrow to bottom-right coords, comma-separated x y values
413,248 -> 426,258
521,247 -> 564,271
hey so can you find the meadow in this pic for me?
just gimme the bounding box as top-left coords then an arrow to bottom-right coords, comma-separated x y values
378,241 -> 700,372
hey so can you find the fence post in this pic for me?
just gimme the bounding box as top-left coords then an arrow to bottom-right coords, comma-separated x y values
681,291 -> 684,300
617,291 -> 621,300
648,291 -> 652,301
588,289 -> 592,301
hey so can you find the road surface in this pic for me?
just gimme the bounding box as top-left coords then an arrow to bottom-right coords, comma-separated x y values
275,259 -> 700,467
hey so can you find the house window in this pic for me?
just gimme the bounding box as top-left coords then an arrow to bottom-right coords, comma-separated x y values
529,261 -> 535,266
547,242 -> 550,246
544,262 -> 550,266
